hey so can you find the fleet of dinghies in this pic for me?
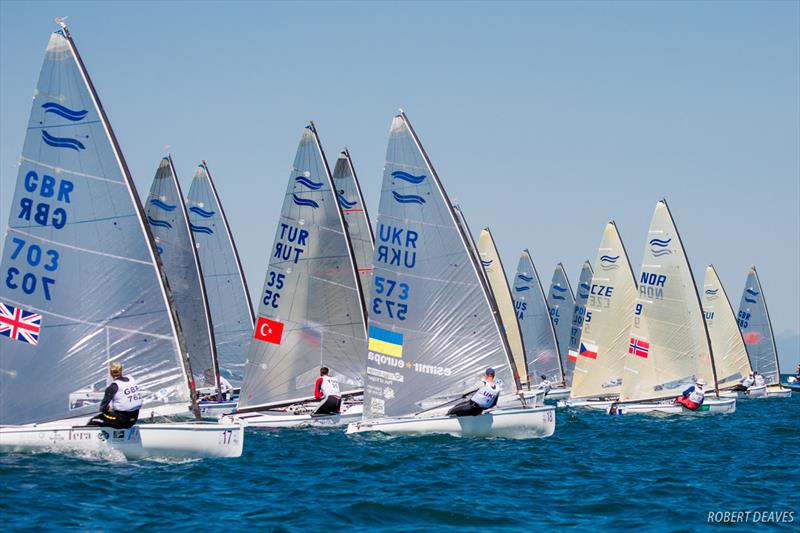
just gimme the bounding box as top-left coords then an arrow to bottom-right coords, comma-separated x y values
1,25 -> 793,460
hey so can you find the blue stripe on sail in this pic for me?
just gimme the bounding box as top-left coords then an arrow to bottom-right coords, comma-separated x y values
552,295 -> 566,301
652,250 -> 673,257
41,130 -> 85,151
579,293 -> 589,299
391,170 -> 426,184
744,297 -> 757,304
517,274 -> 534,282
295,176 -> 323,190
704,289 -> 719,295
147,215 -> 172,229
292,194 -> 319,209
189,206 -> 215,218
150,198 -> 177,211
41,102 -> 88,121
480,259 -> 493,267
189,223 -> 214,234
745,288 -> 759,296
515,286 -> 530,292
580,282 -> 591,290
600,255 -> 619,263
368,325 -> 403,345
649,238 -> 672,247
552,285 -> 568,292
337,193 -> 357,209
392,191 -> 425,205
156,245 -> 164,255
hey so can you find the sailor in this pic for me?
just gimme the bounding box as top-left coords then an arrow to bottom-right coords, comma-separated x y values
87,362 -> 142,429
312,367 -> 341,416
673,378 -> 706,411
731,373 -> 754,392
539,374 -> 553,395
447,368 -> 501,417
201,369 -> 234,401
752,371 -> 766,388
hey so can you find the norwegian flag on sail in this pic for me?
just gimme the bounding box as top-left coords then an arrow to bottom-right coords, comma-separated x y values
0,302 -> 42,345
628,337 -> 650,358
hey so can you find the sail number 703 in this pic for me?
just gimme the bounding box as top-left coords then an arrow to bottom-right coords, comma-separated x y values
372,276 -> 409,320
5,237 -> 59,300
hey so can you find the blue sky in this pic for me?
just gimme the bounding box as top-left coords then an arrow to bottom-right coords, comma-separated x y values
1,2 -> 798,365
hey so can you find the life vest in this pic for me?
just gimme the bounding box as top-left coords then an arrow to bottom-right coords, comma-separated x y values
319,375 -> 341,400
471,380 -> 500,409
741,375 -> 754,387
111,376 -> 143,412
753,375 -> 766,387
540,380 -> 552,393
688,386 -> 705,405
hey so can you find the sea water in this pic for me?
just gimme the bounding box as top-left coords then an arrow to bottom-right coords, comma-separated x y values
1,387 -> 797,531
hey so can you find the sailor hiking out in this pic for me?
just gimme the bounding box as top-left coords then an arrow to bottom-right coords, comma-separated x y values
87,363 -> 142,429
673,378 -> 706,411
731,373 -> 755,392
539,374 -> 552,395
312,367 -> 342,416
752,371 -> 766,388
447,368 -> 501,417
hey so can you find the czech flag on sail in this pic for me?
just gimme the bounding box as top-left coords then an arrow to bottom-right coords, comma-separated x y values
579,342 -> 598,359
567,349 -> 579,362
254,317 -> 284,345
368,325 -> 403,358
628,337 -> 650,358
0,302 -> 42,345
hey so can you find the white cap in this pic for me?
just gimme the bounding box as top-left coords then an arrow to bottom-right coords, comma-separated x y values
696,378 -> 706,386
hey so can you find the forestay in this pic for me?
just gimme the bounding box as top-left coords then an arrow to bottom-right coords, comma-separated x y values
571,222 -> 637,399
186,161 -> 255,386
145,156 -> 217,391
512,250 -> 559,387
736,267 -> 780,386
0,28 -> 191,425
238,124 -> 366,408
702,265 -> 752,388
567,261 -> 594,378
621,200 -> 717,402
331,150 -> 375,308
477,229 -> 529,385
362,112 -> 520,420
545,264 -> 571,384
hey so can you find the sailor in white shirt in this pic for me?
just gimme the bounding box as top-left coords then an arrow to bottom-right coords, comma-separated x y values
87,362 -> 143,429
732,373 -> 754,392
539,375 -> 553,395
752,371 -> 766,388
447,368 -> 501,417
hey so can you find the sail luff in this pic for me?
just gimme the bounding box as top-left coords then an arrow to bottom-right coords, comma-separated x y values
546,263 -> 571,385
63,27 -> 194,405
566,260 -> 594,384
342,149 -> 375,246
752,268 -> 782,379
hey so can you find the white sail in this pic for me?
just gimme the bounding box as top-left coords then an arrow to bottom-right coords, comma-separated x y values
571,222 -> 637,399
477,229 -> 528,385
621,200 -> 717,402
702,265 -> 752,388
737,267 -> 781,385
0,28 -> 193,425
566,261 -> 593,380
545,264 -> 571,384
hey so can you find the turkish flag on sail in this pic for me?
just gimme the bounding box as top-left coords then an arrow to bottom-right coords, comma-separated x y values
254,317 -> 284,344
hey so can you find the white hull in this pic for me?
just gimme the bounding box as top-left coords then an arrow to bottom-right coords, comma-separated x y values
561,398 -> 615,410
230,403 -> 363,428
199,400 -> 238,418
609,397 -> 736,415
346,405 -> 556,439
718,385 -> 792,399
544,387 -> 571,401
0,422 -> 244,459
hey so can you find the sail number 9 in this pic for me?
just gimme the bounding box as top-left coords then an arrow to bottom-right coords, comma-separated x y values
372,276 -> 409,320
5,237 -> 59,300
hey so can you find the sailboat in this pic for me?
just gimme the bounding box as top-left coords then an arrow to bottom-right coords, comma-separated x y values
144,156 -> 218,409
186,161 -> 256,415
613,200 -> 736,415
735,267 -> 792,398
346,112 -> 555,438
0,25 -> 242,458
511,250 -> 565,401
566,222 -> 637,410
566,261 -> 593,383
232,123 -> 368,427
544,264 -> 571,397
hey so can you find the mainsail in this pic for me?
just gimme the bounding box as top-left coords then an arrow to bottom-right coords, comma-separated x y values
238,124 -> 367,409
477,229 -> 529,385
362,112 -> 520,420
0,27 -> 192,425
545,264 -> 571,384
512,250 -> 560,387
571,222 -> 637,399
621,200 -> 717,402
145,156 -> 217,391
186,161 -> 255,386
331,150 -> 375,308
567,261 -> 594,379
702,265 -> 752,388
737,267 -> 781,386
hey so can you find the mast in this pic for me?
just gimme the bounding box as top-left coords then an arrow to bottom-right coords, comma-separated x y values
62,25 -> 197,412
751,266 -> 782,379
342,148 -> 375,246
551,263 -> 571,385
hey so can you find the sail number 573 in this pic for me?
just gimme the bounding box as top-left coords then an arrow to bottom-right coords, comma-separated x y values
372,276 -> 409,321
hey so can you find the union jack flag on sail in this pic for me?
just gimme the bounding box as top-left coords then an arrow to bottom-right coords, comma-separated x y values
0,302 -> 42,345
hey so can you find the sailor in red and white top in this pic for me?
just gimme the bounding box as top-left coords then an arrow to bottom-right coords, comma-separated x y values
312,367 -> 341,416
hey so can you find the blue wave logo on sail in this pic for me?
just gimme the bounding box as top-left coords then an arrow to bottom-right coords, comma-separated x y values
649,238 -> 673,256
704,288 -> 719,295
295,176 -> 323,190
580,282 -> 591,290
579,293 -> 589,299
41,130 -> 85,151
517,274 -> 534,282
391,171 -> 426,184
514,286 -> 530,292
480,259 -> 493,267
147,215 -> 172,229
189,223 -> 214,235
552,295 -> 566,301
42,102 -> 88,122
337,193 -> 357,209
189,206 -> 215,218
292,194 -> 319,209
600,254 -> 620,270
745,288 -> 759,296
744,297 -> 757,304
150,199 -> 177,212
156,245 -> 164,255
392,191 -> 425,205
552,285 -> 568,293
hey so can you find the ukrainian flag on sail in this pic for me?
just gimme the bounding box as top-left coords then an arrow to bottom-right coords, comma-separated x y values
368,325 -> 403,358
